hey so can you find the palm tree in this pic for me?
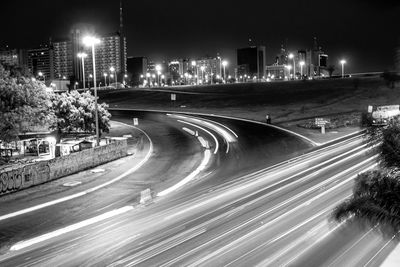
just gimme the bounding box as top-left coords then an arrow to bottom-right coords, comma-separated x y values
333,170 -> 400,236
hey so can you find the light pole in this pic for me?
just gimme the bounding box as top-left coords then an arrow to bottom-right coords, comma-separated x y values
299,61 -> 305,78
110,66 -> 117,85
222,60 -> 228,83
77,52 -> 87,89
200,65 -> 205,84
155,64 -> 162,86
285,65 -> 292,80
146,72 -> 150,87
89,74 -> 93,88
340,59 -> 346,78
38,71 -> 45,85
191,61 -> 197,84
288,53 -> 296,79
83,36 -> 101,146
103,73 -> 108,87
161,74 -> 165,86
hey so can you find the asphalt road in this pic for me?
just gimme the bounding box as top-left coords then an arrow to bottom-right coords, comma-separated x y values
0,111 -> 393,266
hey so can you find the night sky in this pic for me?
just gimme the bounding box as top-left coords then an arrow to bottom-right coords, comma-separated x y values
2,0 -> 399,74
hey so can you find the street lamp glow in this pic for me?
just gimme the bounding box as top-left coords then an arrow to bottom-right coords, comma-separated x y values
222,60 -> 228,83
340,59 -> 347,78
110,66 -> 115,72
83,35 -> 101,146
288,53 -> 296,79
191,61 -> 196,66
82,36 -> 100,46
146,72 -> 150,78
299,61 -> 305,77
77,52 -> 88,89
155,64 -> 162,72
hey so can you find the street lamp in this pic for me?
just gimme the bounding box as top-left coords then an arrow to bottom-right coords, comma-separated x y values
83,35 -> 101,146
38,71 -> 45,84
110,66 -> 117,85
191,61 -> 197,84
299,61 -> 305,77
200,65 -> 205,84
288,53 -> 296,79
103,73 -> 108,87
340,59 -> 346,78
77,52 -> 88,89
285,65 -> 292,80
89,74 -> 93,88
222,60 -> 228,83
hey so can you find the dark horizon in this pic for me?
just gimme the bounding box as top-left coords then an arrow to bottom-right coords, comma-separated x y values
1,0 -> 399,74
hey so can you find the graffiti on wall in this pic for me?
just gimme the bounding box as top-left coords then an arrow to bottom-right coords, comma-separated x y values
0,139 -> 127,196
0,162 -> 50,195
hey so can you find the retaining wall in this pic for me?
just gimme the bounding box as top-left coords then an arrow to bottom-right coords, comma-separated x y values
0,139 -> 128,196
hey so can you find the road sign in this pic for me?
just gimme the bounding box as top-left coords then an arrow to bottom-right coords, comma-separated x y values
171,93 -> 176,101
315,118 -> 330,127
133,118 -> 139,126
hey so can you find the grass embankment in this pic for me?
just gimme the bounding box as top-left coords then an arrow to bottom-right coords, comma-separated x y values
99,77 -> 399,143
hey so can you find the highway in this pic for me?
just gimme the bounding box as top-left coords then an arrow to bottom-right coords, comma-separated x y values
0,112 -> 395,266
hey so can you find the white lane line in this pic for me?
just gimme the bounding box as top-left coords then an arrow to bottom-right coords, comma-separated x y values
177,120 -> 219,154
157,149 -> 212,197
0,121 -> 153,222
10,206 -> 134,251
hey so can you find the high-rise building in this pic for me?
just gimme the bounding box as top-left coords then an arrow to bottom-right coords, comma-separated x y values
27,45 -> 54,83
52,40 -> 71,79
0,47 -> 28,69
127,56 -> 148,85
237,46 -> 266,79
195,57 -> 222,80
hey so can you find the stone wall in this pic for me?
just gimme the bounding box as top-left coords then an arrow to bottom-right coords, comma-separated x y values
0,139 -> 128,196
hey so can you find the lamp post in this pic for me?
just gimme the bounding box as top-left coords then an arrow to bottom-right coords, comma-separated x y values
89,74 -> 93,88
103,73 -> 108,87
83,36 -> 101,146
146,72 -> 150,87
285,65 -> 292,80
288,53 -> 296,79
340,59 -> 346,78
191,61 -> 197,84
200,65 -> 205,84
155,64 -> 162,86
110,66 -> 117,85
222,60 -> 228,83
38,71 -> 45,85
161,74 -> 165,86
77,52 -> 87,89
299,61 -> 305,78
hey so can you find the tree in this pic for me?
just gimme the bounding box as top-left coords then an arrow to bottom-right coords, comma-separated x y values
0,64 -> 54,142
50,90 -> 111,139
332,170 -> 400,236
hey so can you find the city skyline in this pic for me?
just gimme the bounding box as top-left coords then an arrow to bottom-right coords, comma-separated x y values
1,0 -> 399,73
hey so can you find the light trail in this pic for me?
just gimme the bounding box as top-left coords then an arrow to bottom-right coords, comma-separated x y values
177,119 -> 219,154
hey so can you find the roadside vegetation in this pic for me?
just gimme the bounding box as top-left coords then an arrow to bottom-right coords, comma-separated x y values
0,63 -> 111,162
333,118 -> 400,236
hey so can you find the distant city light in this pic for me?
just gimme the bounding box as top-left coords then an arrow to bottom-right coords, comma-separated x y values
82,36 -> 100,47
155,64 -> 162,72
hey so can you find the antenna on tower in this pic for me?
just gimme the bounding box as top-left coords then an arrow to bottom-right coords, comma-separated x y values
119,0 -> 124,33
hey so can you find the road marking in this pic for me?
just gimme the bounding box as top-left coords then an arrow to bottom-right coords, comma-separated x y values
177,120 -> 219,154
157,149 -> 212,197
10,206 -> 134,251
62,181 -> 82,187
0,121 -> 153,222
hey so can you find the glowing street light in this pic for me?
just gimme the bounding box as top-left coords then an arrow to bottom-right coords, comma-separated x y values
83,35 -> 101,146
222,60 -> 228,83
299,61 -> 305,77
200,65 -> 205,83
340,59 -> 346,78
77,52 -> 88,89
288,53 -> 296,79
110,66 -> 117,85
285,65 -> 292,80
103,73 -> 108,86
38,71 -> 45,84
